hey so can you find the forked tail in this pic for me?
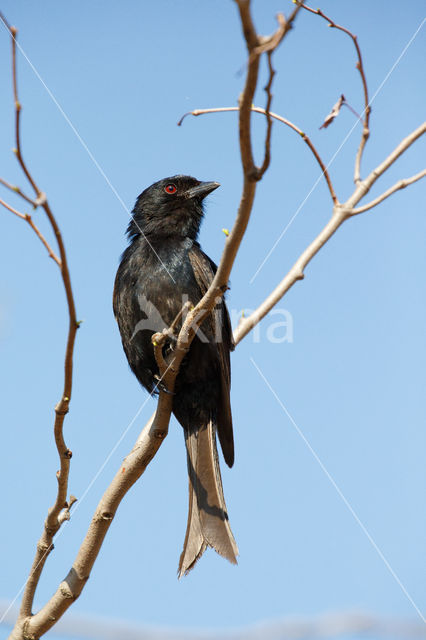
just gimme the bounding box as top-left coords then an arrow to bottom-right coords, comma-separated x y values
178,420 -> 238,577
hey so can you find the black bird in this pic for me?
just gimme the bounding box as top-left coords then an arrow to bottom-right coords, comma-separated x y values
113,175 -> 238,576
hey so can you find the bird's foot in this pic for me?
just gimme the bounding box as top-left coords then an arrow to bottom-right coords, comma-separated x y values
153,375 -> 175,395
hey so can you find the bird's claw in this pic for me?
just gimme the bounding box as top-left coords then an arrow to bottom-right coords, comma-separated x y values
153,375 -> 175,395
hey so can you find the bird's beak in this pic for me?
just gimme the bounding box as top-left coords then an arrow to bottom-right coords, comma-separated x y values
185,181 -> 220,200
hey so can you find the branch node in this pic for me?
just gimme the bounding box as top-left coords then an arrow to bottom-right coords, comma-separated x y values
22,618 -> 38,640
153,429 -> 168,440
37,541 -> 53,554
59,583 -> 73,600
35,191 -> 47,207
57,509 -> 71,525
68,494 -> 78,508
55,397 -> 70,416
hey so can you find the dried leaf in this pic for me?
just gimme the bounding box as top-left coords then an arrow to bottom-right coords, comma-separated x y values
320,94 -> 345,129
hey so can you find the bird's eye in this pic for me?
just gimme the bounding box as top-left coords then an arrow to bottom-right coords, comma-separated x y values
164,184 -> 177,195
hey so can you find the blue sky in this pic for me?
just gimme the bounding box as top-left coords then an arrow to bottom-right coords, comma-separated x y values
0,1 -> 425,638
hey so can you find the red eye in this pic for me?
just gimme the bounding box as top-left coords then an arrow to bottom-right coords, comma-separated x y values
165,184 -> 177,194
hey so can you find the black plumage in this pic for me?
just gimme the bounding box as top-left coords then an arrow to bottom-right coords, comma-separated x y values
113,175 -> 238,576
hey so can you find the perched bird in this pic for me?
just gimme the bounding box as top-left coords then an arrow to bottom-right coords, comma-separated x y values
113,175 -> 238,577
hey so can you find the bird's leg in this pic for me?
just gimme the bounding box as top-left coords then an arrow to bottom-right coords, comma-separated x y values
159,300 -> 195,356
152,330 -> 173,389
151,301 -> 193,394
152,374 -> 174,395
168,300 -> 193,338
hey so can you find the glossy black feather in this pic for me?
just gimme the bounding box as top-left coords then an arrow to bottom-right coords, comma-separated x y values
113,175 -> 238,575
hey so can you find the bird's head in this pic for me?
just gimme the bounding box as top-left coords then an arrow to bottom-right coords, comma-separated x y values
127,175 -> 220,240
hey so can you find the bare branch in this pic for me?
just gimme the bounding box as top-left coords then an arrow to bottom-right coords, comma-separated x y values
21,409 -> 167,638
0,197 -> 25,219
179,106 -> 338,204
0,177 -> 38,207
354,122 -> 426,199
252,13 -> 289,57
235,0 -> 300,180
251,11 -> 299,179
234,205 -> 346,343
6,25 -> 40,197
295,1 -> 370,183
234,1 -> 261,179
174,1 -> 301,336
1,16 -> 79,628
257,52 -> 274,178
235,123 -> 426,343
23,212 -> 61,265
57,495 -> 78,526
0,197 -> 61,264
351,169 -> 426,215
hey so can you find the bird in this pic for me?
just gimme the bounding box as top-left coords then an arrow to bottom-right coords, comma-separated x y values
113,175 -> 238,577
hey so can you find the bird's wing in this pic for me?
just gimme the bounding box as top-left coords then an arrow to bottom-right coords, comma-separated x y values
188,244 -> 235,467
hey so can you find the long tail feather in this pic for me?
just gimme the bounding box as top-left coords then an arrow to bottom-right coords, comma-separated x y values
178,420 -> 238,578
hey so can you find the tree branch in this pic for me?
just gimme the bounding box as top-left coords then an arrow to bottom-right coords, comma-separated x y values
0,197 -> 61,265
179,106 -> 338,204
295,1 -> 370,183
351,169 -> 426,215
1,19 -> 79,628
354,122 -> 426,197
0,176 -> 38,207
18,404 -> 171,639
235,1 -> 300,180
257,51 -> 274,179
6,23 -> 40,196
235,122 -> 426,342
234,205 -> 345,343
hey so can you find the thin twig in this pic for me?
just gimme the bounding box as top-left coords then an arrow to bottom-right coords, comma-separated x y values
0,197 -> 25,219
251,12 -> 292,179
0,177 -> 38,207
252,13 -> 289,57
257,52 -> 274,178
8,25 -> 40,196
24,213 -> 61,265
295,1 -> 370,183
234,205 -> 344,343
354,122 -> 426,196
236,3 -> 301,181
1,18 -> 79,627
0,197 -> 61,265
351,169 -> 426,215
179,106 -> 338,204
235,0 -> 261,179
